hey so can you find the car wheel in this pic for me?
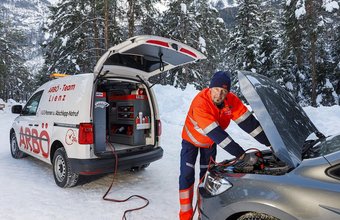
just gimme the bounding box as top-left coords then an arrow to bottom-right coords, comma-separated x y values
237,212 -> 279,220
10,132 -> 26,159
52,148 -> 79,188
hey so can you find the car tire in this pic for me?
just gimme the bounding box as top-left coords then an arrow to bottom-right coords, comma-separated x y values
52,148 -> 79,188
237,212 -> 279,220
10,132 -> 26,159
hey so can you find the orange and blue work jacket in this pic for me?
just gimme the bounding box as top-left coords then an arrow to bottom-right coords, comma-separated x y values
182,88 -> 270,157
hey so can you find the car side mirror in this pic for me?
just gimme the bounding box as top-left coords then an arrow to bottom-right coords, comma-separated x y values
12,105 -> 23,114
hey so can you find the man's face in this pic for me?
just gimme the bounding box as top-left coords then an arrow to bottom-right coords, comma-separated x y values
210,87 -> 228,105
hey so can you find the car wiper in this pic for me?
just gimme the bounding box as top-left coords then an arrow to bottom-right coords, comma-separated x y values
302,131 -> 326,156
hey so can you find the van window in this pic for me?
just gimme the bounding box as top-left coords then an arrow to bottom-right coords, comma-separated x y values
22,90 -> 43,116
104,53 -> 165,73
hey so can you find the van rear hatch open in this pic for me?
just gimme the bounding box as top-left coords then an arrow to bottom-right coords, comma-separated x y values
92,36 -> 206,160
94,35 -> 206,80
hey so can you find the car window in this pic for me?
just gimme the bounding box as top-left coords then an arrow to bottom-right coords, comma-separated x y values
22,91 -> 43,116
327,164 -> 340,181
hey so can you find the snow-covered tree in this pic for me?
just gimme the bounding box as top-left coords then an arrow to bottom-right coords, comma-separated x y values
157,0 -> 228,89
226,0 -> 262,72
42,0 -> 124,76
129,0 -> 162,36
256,0 -> 282,77
282,0 -> 339,106
0,21 -> 32,101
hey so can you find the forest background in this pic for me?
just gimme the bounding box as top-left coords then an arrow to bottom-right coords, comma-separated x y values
1,0 -> 340,107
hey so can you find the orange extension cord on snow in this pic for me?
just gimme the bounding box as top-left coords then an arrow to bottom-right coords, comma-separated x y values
102,141 -> 149,220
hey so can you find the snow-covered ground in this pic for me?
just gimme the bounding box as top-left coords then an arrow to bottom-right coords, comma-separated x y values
1,85 -> 340,220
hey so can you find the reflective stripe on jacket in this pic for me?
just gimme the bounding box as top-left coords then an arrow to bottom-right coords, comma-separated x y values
182,88 -> 270,157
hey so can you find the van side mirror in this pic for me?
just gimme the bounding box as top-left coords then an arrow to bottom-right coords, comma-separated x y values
12,105 -> 23,114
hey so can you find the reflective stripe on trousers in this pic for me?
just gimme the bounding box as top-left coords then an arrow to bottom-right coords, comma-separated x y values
179,184 -> 194,220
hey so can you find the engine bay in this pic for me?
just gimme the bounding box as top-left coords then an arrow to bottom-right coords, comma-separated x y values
211,150 -> 290,176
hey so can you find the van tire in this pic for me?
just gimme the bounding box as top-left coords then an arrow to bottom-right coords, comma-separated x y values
52,148 -> 79,188
10,132 -> 26,159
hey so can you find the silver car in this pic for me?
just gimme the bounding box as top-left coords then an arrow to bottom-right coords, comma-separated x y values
198,71 -> 340,220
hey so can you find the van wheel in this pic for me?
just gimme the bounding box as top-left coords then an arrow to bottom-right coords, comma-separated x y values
237,212 -> 279,220
53,148 -> 79,188
10,132 -> 26,159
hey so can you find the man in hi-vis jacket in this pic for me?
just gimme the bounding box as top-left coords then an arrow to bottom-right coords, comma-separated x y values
179,71 -> 271,220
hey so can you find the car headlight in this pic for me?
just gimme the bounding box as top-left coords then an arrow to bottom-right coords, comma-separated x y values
203,171 -> 232,196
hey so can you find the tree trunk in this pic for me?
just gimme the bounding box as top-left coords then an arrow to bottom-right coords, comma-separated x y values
128,0 -> 135,37
306,0 -> 318,107
93,0 -> 100,59
104,0 -> 109,50
310,31 -> 317,107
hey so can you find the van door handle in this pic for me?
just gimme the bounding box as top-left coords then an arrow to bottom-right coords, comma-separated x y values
34,124 -> 39,127
28,124 -> 33,126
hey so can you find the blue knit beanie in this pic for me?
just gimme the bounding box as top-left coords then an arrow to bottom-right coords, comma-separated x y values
209,71 -> 231,91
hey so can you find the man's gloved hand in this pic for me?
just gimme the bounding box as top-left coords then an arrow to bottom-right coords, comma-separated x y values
234,152 -> 261,172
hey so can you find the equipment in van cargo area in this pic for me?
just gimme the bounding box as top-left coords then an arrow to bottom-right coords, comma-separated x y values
94,80 -> 152,151
108,93 -> 150,146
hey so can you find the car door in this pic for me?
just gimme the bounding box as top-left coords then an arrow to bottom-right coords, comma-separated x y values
14,90 -> 49,161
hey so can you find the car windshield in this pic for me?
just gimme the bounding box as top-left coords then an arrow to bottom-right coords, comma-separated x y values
304,135 -> 340,158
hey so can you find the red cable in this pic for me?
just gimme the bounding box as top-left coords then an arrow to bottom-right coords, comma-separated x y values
102,141 -> 149,220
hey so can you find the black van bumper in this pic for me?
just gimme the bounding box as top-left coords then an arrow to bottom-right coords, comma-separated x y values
69,147 -> 163,175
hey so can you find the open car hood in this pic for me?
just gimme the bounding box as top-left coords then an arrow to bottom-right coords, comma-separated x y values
94,35 -> 206,80
238,71 -> 319,168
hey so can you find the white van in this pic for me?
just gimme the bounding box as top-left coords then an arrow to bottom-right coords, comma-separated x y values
10,35 -> 206,187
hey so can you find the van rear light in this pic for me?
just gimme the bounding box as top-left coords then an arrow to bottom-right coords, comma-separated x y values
157,120 -> 162,137
180,48 -> 197,58
146,40 -> 170,48
78,123 -> 94,144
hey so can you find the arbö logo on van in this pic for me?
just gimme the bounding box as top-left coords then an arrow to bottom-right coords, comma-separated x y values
19,125 -> 50,158
65,129 -> 77,145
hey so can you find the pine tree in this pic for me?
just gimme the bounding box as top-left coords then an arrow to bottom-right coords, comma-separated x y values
256,0 -> 281,77
126,0 -> 161,37
193,0 -> 229,89
315,1 -> 340,106
282,0 -> 310,105
226,0 -> 262,72
157,0 -> 228,89
0,21 -> 31,101
158,0 -> 201,88
42,0 -> 124,77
